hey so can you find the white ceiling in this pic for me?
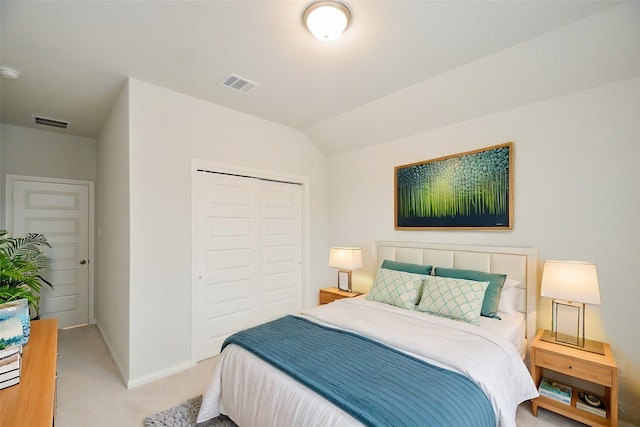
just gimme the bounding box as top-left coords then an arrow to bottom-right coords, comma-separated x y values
0,1 -> 631,156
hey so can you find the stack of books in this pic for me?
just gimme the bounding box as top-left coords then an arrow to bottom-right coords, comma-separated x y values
0,345 -> 22,390
576,392 -> 607,418
538,377 -> 572,405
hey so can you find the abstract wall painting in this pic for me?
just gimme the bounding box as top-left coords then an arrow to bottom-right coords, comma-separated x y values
395,142 -> 513,230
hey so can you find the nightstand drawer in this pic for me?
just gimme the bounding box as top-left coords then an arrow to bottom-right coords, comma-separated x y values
535,350 -> 613,386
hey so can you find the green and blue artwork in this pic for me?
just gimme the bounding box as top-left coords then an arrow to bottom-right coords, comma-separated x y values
395,142 -> 512,229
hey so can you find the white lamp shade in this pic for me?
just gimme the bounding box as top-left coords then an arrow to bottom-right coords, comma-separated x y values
540,260 -> 601,305
303,1 -> 351,42
329,247 -> 362,270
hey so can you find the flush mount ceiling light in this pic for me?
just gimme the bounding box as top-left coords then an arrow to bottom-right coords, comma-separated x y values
303,1 -> 351,42
0,66 -> 21,80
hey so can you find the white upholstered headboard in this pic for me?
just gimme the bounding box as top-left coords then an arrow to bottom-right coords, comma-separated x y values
374,241 -> 538,348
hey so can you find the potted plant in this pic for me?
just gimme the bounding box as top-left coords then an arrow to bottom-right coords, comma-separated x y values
0,230 -> 53,317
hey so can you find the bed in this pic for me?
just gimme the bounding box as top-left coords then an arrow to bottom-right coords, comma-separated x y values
197,242 -> 539,427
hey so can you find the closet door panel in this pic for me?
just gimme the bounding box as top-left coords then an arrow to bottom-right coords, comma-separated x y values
194,171 -> 303,361
195,172 -> 260,360
259,181 -> 303,323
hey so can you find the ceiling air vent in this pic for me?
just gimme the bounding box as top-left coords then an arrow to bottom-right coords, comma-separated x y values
220,73 -> 260,94
33,115 -> 69,129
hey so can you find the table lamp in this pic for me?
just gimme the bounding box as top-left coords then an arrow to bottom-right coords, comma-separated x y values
540,260 -> 604,354
329,247 -> 362,292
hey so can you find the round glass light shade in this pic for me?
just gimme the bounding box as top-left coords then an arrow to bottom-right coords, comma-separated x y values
304,1 -> 351,42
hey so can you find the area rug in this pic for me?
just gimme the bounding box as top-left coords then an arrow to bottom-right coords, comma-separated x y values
143,395 -> 238,427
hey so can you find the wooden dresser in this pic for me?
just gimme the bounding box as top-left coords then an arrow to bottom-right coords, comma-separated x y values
0,318 -> 58,427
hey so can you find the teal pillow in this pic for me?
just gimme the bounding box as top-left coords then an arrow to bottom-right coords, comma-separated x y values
381,260 -> 433,276
434,267 -> 506,319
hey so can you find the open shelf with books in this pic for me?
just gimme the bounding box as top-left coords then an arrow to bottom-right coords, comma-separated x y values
538,378 -> 572,405
576,391 -> 607,419
535,383 -> 611,426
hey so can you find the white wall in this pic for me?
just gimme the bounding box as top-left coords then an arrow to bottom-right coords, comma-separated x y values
95,81 -> 131,381
0,123 -> 96,226
125,79 -> 328,386
327,77 -> 640,418
306,2 -> 640,157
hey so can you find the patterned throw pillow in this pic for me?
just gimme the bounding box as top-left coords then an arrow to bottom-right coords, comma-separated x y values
416,276 -> 489,325
366,268 -> 424,310
433,267 -> 506,319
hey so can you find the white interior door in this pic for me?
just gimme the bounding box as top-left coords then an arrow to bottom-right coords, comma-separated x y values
193,170 -> 303,361
8,178 -> 91,328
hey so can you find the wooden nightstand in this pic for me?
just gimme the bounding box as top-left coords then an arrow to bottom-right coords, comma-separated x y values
531,329 -> 618,427
319,287 -> 363,304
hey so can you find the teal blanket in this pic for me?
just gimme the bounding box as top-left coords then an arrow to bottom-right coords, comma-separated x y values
222,315 -> 494,427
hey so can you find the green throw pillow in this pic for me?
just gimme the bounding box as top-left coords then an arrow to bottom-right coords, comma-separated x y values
416,276 -> 489,325
381,260 -> 433,276
434,267 -> 506,319
366,268 -> 424,310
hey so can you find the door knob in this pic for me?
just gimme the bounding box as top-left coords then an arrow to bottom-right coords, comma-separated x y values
80,260 -> 87,265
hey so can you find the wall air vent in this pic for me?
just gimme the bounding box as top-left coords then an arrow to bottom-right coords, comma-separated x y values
33,115 -> 69,129
220,73 -> 260,94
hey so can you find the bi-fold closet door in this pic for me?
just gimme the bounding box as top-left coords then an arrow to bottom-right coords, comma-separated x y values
193,170 -> 303,361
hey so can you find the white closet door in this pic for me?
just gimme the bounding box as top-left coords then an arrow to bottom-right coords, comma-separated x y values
259,180 -> 303,323
194,172 -> 260,360
194,171 -> 302,361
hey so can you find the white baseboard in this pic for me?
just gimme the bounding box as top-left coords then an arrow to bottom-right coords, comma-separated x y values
96,321 -> 128,386
126,360 -> 196,389
96,321 -> 197,389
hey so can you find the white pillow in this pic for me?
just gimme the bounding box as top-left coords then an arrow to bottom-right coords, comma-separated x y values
366,268 -> 424,310
498,286 -> 520,314
416,276 -> 489,325
503,278 -> 522,290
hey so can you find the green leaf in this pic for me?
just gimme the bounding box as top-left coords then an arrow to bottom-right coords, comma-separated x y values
0,230 -> 52,309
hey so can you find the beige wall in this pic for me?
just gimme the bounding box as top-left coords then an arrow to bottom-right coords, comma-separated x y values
327,77 -> 640,420
0,123 -> 96,226
95,81 -> 131,381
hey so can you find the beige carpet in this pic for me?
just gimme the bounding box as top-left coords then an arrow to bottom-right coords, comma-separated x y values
55,324 -> 620,426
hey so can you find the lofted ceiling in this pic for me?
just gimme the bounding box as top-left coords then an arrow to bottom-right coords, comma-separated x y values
0,1 -> 631,156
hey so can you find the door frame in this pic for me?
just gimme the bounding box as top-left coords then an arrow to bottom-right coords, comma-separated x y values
190,159 -> 311,362
5,174 -> 96,325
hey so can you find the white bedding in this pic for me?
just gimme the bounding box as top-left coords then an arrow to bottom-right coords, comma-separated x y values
198,297 -> 538,427
344,295 -> 527,358
480,310 -> 527,358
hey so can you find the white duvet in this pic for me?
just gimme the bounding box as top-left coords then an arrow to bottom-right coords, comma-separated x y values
198,297 -> 538,427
